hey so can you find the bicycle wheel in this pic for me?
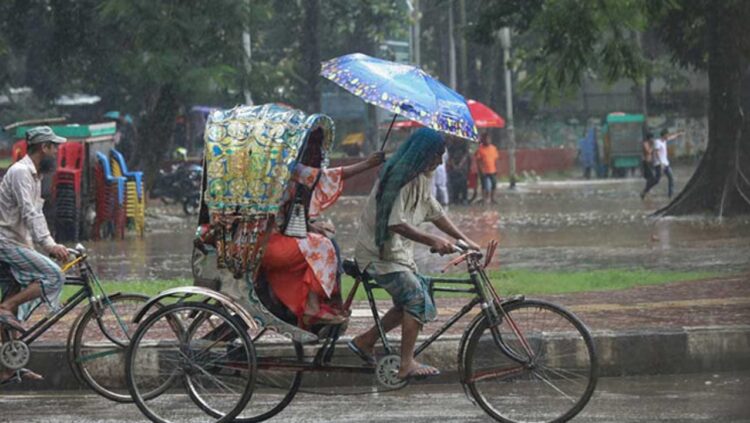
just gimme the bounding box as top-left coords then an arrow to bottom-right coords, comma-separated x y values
69,293 -> 157,402
233,327 -> 303,422
462,299 -> 598,423
127,302 -> 256,423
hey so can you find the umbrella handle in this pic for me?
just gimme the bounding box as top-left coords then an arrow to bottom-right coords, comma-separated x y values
379,113 -> 399,151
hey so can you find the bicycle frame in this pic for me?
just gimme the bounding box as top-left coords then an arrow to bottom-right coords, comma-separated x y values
3,256 -> 125,348
253,249 -> 533,376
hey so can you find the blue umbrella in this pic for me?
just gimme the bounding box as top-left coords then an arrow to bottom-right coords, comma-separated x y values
321,53 -> 478,147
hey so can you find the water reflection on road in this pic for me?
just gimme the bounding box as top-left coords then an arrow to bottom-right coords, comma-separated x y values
89,168 -> 750,281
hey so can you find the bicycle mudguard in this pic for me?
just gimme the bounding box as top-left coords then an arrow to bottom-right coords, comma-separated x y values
133,286 -> 260,334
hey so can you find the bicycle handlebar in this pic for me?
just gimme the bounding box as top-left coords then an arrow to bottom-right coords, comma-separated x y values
430,239 -> 471,255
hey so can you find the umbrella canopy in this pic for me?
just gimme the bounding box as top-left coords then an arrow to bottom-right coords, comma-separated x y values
321,53 -> 478,142
467,99 -> 505,128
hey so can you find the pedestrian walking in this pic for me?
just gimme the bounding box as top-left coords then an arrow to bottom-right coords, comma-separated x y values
639,132 -> 656,199
641,129 -> 682,199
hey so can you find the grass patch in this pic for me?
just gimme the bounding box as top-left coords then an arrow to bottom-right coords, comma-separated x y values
0,157 -> 12,169
67,269 -> 719,302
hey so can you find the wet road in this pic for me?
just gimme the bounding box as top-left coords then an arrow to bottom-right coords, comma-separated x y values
88,165 -> 750,281
1,372 -> 748,422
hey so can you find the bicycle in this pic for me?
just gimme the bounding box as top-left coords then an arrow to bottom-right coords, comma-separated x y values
0,244 -> 157,402
126,240 -> 598,423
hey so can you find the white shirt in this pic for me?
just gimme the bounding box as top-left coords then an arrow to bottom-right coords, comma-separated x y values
355,174 -> 445,274
653,138 -> 669,167
0,155 -> 56,250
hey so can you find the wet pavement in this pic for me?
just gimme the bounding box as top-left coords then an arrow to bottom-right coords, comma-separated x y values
1,372 -> 748,422
87,164 -> 750,282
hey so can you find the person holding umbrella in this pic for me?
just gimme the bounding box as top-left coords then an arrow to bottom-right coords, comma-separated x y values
349,128 -> 480,380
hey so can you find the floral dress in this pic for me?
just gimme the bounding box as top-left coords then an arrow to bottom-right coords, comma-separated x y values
261,163 -> 345,326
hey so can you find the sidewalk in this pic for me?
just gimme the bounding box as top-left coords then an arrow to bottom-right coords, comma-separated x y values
4,274 -> 749,391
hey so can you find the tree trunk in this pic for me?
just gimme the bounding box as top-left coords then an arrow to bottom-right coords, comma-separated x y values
656,6 -> 750,217
138,84 -> 179,190
300,0 -> 321,113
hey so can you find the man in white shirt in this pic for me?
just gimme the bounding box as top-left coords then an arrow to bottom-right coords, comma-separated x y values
641,129 -> 681,199
0,126 -> 69,383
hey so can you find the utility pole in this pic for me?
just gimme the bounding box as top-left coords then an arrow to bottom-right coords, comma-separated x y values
500,27 -> 516,188
458,0 -> 468,93
242,0 -> 253,105
414,0 -> 421,66
448,0 -> 456,89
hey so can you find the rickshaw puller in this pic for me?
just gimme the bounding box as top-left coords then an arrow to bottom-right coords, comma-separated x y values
351,128 -> 480,380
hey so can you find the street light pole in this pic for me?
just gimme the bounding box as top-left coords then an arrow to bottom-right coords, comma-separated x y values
500,27 -> 516,188
448,0 -> 456,89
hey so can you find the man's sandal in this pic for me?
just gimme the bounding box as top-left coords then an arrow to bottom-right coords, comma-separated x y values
0,309 -> 25,332
346,340 -> 376,366
0,368 -> 44,386
401,364 -> 441,381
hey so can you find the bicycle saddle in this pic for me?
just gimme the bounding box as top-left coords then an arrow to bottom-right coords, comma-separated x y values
342,258 -> 370,280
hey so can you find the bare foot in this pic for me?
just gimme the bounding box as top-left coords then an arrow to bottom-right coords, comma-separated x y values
397,360 -> 440,380
352,336 -> 375,357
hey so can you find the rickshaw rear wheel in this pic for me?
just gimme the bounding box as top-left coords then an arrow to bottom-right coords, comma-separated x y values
127,301 -> 256,423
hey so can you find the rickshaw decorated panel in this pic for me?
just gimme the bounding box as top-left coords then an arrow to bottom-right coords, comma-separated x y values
204,103 -> 312,213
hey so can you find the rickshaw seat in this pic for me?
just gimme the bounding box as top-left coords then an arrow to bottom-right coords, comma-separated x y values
342,258 -> 369,280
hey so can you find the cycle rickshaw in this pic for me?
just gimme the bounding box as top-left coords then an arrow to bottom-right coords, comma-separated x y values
124,103 -> 598,423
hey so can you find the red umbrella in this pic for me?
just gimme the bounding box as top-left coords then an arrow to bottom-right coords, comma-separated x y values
387,99 -> 504,130
467,99 -> 505,128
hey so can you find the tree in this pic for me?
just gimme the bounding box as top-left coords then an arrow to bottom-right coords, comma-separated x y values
97,0 -> 250,185
473,0 -> 750,217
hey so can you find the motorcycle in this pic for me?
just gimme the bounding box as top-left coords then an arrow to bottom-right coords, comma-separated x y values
150,162 -> 203,215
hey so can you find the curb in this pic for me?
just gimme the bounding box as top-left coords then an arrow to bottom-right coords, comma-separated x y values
4,325 -> 750,391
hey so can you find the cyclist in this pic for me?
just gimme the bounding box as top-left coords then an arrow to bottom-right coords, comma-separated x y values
350,128 -> 479,380
0,126 -> 69,383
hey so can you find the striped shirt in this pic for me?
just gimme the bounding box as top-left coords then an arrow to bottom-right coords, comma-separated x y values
0,155 -> 56,251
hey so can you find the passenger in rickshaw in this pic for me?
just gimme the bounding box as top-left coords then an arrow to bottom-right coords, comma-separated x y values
260,129 -> 384,328
349,127 -> 480,380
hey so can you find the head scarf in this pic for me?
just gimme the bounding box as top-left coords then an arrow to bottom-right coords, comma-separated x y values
375,127 -> 446,250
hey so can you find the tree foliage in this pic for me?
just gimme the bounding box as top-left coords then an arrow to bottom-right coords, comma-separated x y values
473,0 -> 750,216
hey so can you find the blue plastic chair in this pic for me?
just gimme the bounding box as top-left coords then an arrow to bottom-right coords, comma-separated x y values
95,152 -> 126,206
110,149 -> 144,199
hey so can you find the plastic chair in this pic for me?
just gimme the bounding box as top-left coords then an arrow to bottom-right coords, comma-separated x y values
11,140 -> 27,163
53,142 -> 84,201
110,149 -> 145,236
93,152 -> 127,240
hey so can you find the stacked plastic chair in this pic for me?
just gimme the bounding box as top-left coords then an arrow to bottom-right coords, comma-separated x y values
110,149 -> 145,236
93,152 -> 127,240
52,142 -> 84,242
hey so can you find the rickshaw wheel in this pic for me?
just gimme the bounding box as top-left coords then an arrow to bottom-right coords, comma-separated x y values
232,327 -> 303,422
127,301 -> 256,423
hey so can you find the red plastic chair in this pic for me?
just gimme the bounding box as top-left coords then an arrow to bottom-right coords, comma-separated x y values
11,140 -> 27,163
53,142 -> 84,202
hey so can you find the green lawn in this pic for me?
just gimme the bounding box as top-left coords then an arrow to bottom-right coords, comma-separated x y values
0,157 -> 12,169
65,269 -> 719,302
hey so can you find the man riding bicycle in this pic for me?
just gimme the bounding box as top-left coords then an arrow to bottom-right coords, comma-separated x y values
350,128 -> 480,380
0,126 -> 69,384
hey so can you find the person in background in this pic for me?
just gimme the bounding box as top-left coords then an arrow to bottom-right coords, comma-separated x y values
577,128 -> 597,179
447,138 -> 470,205
640,132 -> 655,199
642,129 -> 682,199
474,133 -> 499,205
431,150 -> 449,206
